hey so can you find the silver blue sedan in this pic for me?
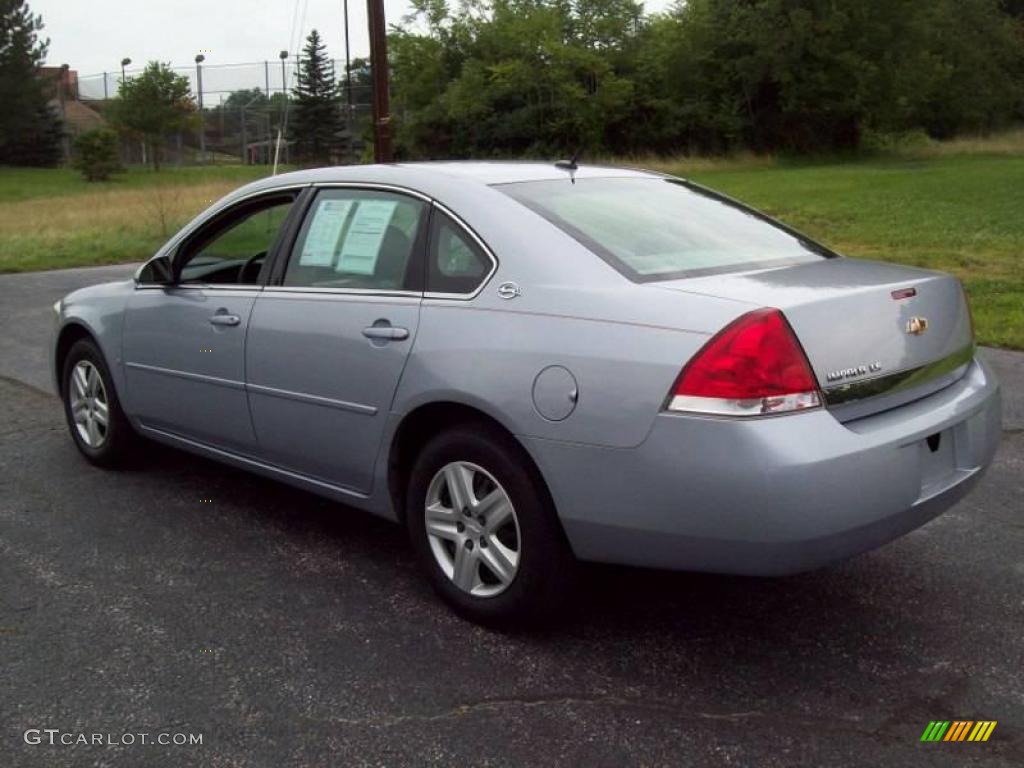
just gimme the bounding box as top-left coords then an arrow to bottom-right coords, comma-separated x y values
52,162 -> 1002,624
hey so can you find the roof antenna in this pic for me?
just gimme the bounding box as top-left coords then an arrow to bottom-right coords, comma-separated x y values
555,148 -> 581,184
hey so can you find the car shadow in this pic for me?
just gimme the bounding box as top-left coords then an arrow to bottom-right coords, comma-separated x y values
129,438 -> 926,649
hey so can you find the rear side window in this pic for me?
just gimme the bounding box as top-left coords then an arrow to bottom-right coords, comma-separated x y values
283,189 -> 425,291
426,210 -> 492,295
498,177 -> 830,281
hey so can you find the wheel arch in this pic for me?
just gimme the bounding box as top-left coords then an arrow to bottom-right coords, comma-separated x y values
54,322 -> 98,398
387,400 -> 558,529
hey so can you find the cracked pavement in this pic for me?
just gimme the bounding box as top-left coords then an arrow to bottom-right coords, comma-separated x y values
1,265 -> 1022,767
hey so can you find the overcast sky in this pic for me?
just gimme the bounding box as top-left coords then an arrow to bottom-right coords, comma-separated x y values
34,0 -> 675,78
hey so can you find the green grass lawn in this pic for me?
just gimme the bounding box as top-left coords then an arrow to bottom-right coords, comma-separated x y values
0,152 -> 1021,348
0,165 -> 271,204
0,165 -> 277,276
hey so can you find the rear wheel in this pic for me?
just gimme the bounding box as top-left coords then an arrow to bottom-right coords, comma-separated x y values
406,424 -> 576,626
62,338 -> 137,467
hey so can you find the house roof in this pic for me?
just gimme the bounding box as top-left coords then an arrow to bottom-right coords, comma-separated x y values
57,100 -> 107,135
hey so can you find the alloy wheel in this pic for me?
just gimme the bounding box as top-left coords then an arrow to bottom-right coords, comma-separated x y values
69,360 -> 109,449
424,461 -> 521,597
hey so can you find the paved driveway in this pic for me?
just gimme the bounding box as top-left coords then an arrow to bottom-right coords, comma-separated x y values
1,266 -> 1022,767
0,264 -> 137,393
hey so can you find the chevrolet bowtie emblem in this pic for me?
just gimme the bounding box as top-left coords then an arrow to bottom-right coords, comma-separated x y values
906,316 -> 929,335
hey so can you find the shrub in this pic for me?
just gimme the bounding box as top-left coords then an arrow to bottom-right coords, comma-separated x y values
860,128 -> 935,156
72,129 -> 121,181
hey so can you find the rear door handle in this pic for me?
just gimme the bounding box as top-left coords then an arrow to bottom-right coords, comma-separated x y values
362,326 -> 409,341
209,313 -> 241,327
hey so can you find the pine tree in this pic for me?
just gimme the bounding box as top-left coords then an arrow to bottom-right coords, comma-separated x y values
291,29 -> 344,165
0,0 -> 63,166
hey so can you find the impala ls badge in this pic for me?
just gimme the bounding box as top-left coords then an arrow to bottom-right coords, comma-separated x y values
826,362 -> 883,383
906,316 -> 929,335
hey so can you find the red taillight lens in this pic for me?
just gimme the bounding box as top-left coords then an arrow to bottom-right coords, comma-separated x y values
667,308 -> 821,416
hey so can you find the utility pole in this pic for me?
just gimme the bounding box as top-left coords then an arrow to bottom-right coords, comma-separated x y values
240,105 -> 248,164
366,0 -> 392,163
59,64 -> 70,164
273,50 -> 288,174
195,54 -> 206,163
120,58 -> 137,162
343,0 -> 354,163
279,50 -> 288,104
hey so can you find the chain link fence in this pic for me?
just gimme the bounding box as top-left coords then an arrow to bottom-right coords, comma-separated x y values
71,60 -> 373,166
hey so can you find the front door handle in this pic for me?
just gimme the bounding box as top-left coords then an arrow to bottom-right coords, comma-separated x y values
209,312 -> 241,327
362,325 -> 409,341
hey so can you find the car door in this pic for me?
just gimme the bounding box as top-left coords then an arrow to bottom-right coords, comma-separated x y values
244,187 -> 428,494
123,191 -> 301,452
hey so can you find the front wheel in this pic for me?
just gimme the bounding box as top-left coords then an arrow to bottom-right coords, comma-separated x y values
62,338 -> 137,467
406,423 -> 576,627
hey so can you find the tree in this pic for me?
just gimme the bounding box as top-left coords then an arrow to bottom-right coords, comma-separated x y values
224,87 -> 268,111
390,0 -> 635,158
0,0 -> 63,166
914,0 -> 1024,137
108,61 -> 195,170
385,0 -> 1024,157
603,0 -> 1024,154
333,57 -> 372,160
72,128 -> 120,181
291,29 -> 344,165
1002,0 -> 1024,19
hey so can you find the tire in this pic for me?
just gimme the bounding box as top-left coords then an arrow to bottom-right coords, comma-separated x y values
406,422 -> 577,627
61,338 -> 137,468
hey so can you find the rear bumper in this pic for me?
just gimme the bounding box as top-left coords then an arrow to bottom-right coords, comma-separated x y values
523,356 -> 1002,575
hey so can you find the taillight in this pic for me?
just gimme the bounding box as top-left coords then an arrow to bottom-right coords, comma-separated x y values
667,308 -> 821,417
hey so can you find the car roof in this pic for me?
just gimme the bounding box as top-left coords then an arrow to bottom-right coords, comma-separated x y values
391,161 -> 662,185
235,161 -> 664,200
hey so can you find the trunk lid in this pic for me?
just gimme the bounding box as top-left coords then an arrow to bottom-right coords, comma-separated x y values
653,258 -> 974,420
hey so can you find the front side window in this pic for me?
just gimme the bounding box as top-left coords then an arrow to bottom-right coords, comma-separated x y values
498,177 -> 830,281
179,198 -> 295,285
426,210 -> 492,295
283,189 -> 426,290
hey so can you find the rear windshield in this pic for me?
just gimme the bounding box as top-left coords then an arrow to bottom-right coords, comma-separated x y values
497,177 -> 831,281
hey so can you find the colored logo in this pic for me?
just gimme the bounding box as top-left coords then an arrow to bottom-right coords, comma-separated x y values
906,316 -> 930,335
921,721 -> 997,742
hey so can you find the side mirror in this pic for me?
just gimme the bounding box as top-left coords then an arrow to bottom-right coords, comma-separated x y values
136,254 -> 174,285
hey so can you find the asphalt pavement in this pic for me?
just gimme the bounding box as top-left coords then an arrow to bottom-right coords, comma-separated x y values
1,265 -> 1022,767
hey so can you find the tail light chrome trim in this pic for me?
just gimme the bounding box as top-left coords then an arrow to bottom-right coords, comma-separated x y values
668,391 -> 821,417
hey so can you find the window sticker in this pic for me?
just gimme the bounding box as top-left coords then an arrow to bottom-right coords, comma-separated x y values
336,200 -> 397,275
300,199 -> 353,266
